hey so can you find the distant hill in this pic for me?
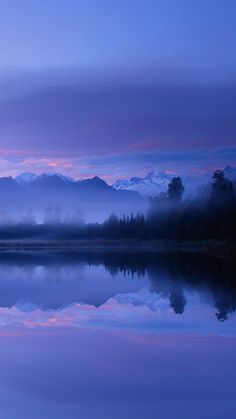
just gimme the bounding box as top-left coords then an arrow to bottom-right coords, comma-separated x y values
0,167 -> 235,222
0,173 -> 145,222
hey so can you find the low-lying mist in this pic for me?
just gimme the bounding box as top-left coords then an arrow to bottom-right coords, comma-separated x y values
0,170 -> 235,241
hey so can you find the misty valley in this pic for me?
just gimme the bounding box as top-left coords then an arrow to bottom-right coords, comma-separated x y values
0,168 -> 235,243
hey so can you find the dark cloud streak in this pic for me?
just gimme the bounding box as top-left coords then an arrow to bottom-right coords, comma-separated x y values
0,74 -> 235,156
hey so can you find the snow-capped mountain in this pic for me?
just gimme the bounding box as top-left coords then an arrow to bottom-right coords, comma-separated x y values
7,167 -> 236,205
113,167 -> 236,197
15,172 -> 76,185
0,172 -> 144,222
113,172 -> 172,197
113,171 -> 196,197
15,172 -> 37,185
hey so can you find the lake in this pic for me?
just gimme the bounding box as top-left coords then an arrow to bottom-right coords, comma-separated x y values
0,249 -> 235,419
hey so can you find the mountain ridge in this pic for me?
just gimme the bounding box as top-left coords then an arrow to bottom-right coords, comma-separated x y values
0,172 -> 144,222
2,166 -> 236,202
113,166 -> 236,197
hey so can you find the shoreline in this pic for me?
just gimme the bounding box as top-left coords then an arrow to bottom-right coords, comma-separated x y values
0,239 -> 235,257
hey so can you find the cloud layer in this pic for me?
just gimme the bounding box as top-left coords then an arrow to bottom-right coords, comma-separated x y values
0,70 -> 235,180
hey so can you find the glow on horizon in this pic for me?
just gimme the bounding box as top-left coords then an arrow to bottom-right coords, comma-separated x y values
0,145 -> 235,183
0,1 -> 234,177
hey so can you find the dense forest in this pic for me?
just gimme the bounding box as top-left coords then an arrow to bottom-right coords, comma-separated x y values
0,170 -> 235,241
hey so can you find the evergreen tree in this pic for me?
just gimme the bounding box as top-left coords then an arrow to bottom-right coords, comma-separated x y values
167,177 -> 184,201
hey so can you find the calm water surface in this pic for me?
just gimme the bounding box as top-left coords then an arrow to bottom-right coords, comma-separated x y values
0,249 -> 235,419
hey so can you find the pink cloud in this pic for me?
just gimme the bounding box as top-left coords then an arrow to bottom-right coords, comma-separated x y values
0,145 -> 235,183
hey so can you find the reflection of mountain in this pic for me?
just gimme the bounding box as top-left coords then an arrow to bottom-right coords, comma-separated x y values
0,260 -> 146,310
0,250 -> 235,320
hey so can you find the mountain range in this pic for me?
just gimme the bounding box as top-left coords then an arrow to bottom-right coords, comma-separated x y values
0,173 -> 144,222
113,166 -> 236,197
0,166 -> 235,222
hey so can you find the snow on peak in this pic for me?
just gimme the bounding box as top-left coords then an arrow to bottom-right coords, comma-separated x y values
113,171 -> 173,197
112,170 -> 216,198
15,172 -> 76,185
15,172 -> 37,185
36,172 -> 76,183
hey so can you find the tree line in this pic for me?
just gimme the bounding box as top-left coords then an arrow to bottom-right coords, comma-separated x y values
102,170 -> 236,240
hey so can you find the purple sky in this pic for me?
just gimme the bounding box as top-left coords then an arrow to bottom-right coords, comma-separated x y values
0,0 -> 235,181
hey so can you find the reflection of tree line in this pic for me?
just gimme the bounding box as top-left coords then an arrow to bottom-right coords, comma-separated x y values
0,250 -> 235,321
147,253 -> 236,321
102,251 -> 236,321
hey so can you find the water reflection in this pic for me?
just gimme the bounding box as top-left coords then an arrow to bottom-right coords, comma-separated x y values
0,250 -> 235,321
0,249 -> 235,419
